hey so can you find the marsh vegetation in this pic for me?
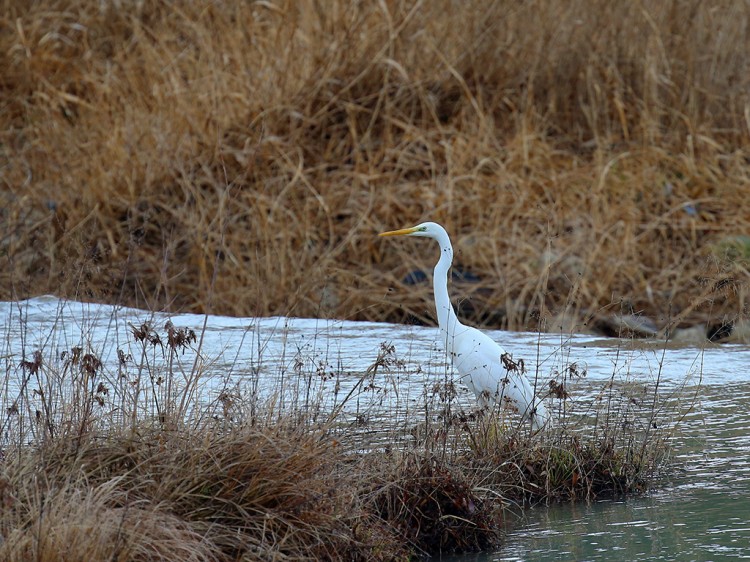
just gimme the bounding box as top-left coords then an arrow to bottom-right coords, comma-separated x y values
1,0 -> 746,558
3,0 -> 749,335
0,301 -> 694,560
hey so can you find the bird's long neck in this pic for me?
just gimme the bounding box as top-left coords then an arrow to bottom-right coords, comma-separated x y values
433,233 -> 462,350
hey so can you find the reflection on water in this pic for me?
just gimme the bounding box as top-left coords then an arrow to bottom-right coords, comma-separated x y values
3,297 -> 750,560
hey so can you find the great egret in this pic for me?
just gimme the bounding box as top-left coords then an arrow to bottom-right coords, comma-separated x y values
379,222 -> 548,430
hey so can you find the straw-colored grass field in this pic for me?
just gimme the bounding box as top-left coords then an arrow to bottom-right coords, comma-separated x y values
3,0 -> 750,333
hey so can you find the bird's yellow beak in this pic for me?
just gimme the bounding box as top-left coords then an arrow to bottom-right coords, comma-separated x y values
378,227 -> 417,237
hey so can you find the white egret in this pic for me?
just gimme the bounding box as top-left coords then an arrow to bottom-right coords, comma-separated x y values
379,222 -> 548,430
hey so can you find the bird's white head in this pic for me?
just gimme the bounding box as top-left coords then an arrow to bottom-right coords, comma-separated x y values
378,221 -> 447,240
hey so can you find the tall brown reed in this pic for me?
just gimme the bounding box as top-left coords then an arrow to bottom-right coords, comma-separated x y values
2,0 -> 749,331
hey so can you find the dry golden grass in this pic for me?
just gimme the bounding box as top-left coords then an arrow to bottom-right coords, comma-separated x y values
0,384 -> 670,561
0,313 -> 687,560
0,423 -> 409,561
2,0 -> 750,332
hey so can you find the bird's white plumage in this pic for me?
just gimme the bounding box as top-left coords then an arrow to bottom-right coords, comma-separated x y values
380,221 -> 548,429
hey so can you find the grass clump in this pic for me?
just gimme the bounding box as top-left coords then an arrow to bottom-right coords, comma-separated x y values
0,315 -> 685,559
372,454 -> 503,555
466,426 -> 659,506
0,423 -> 406,561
